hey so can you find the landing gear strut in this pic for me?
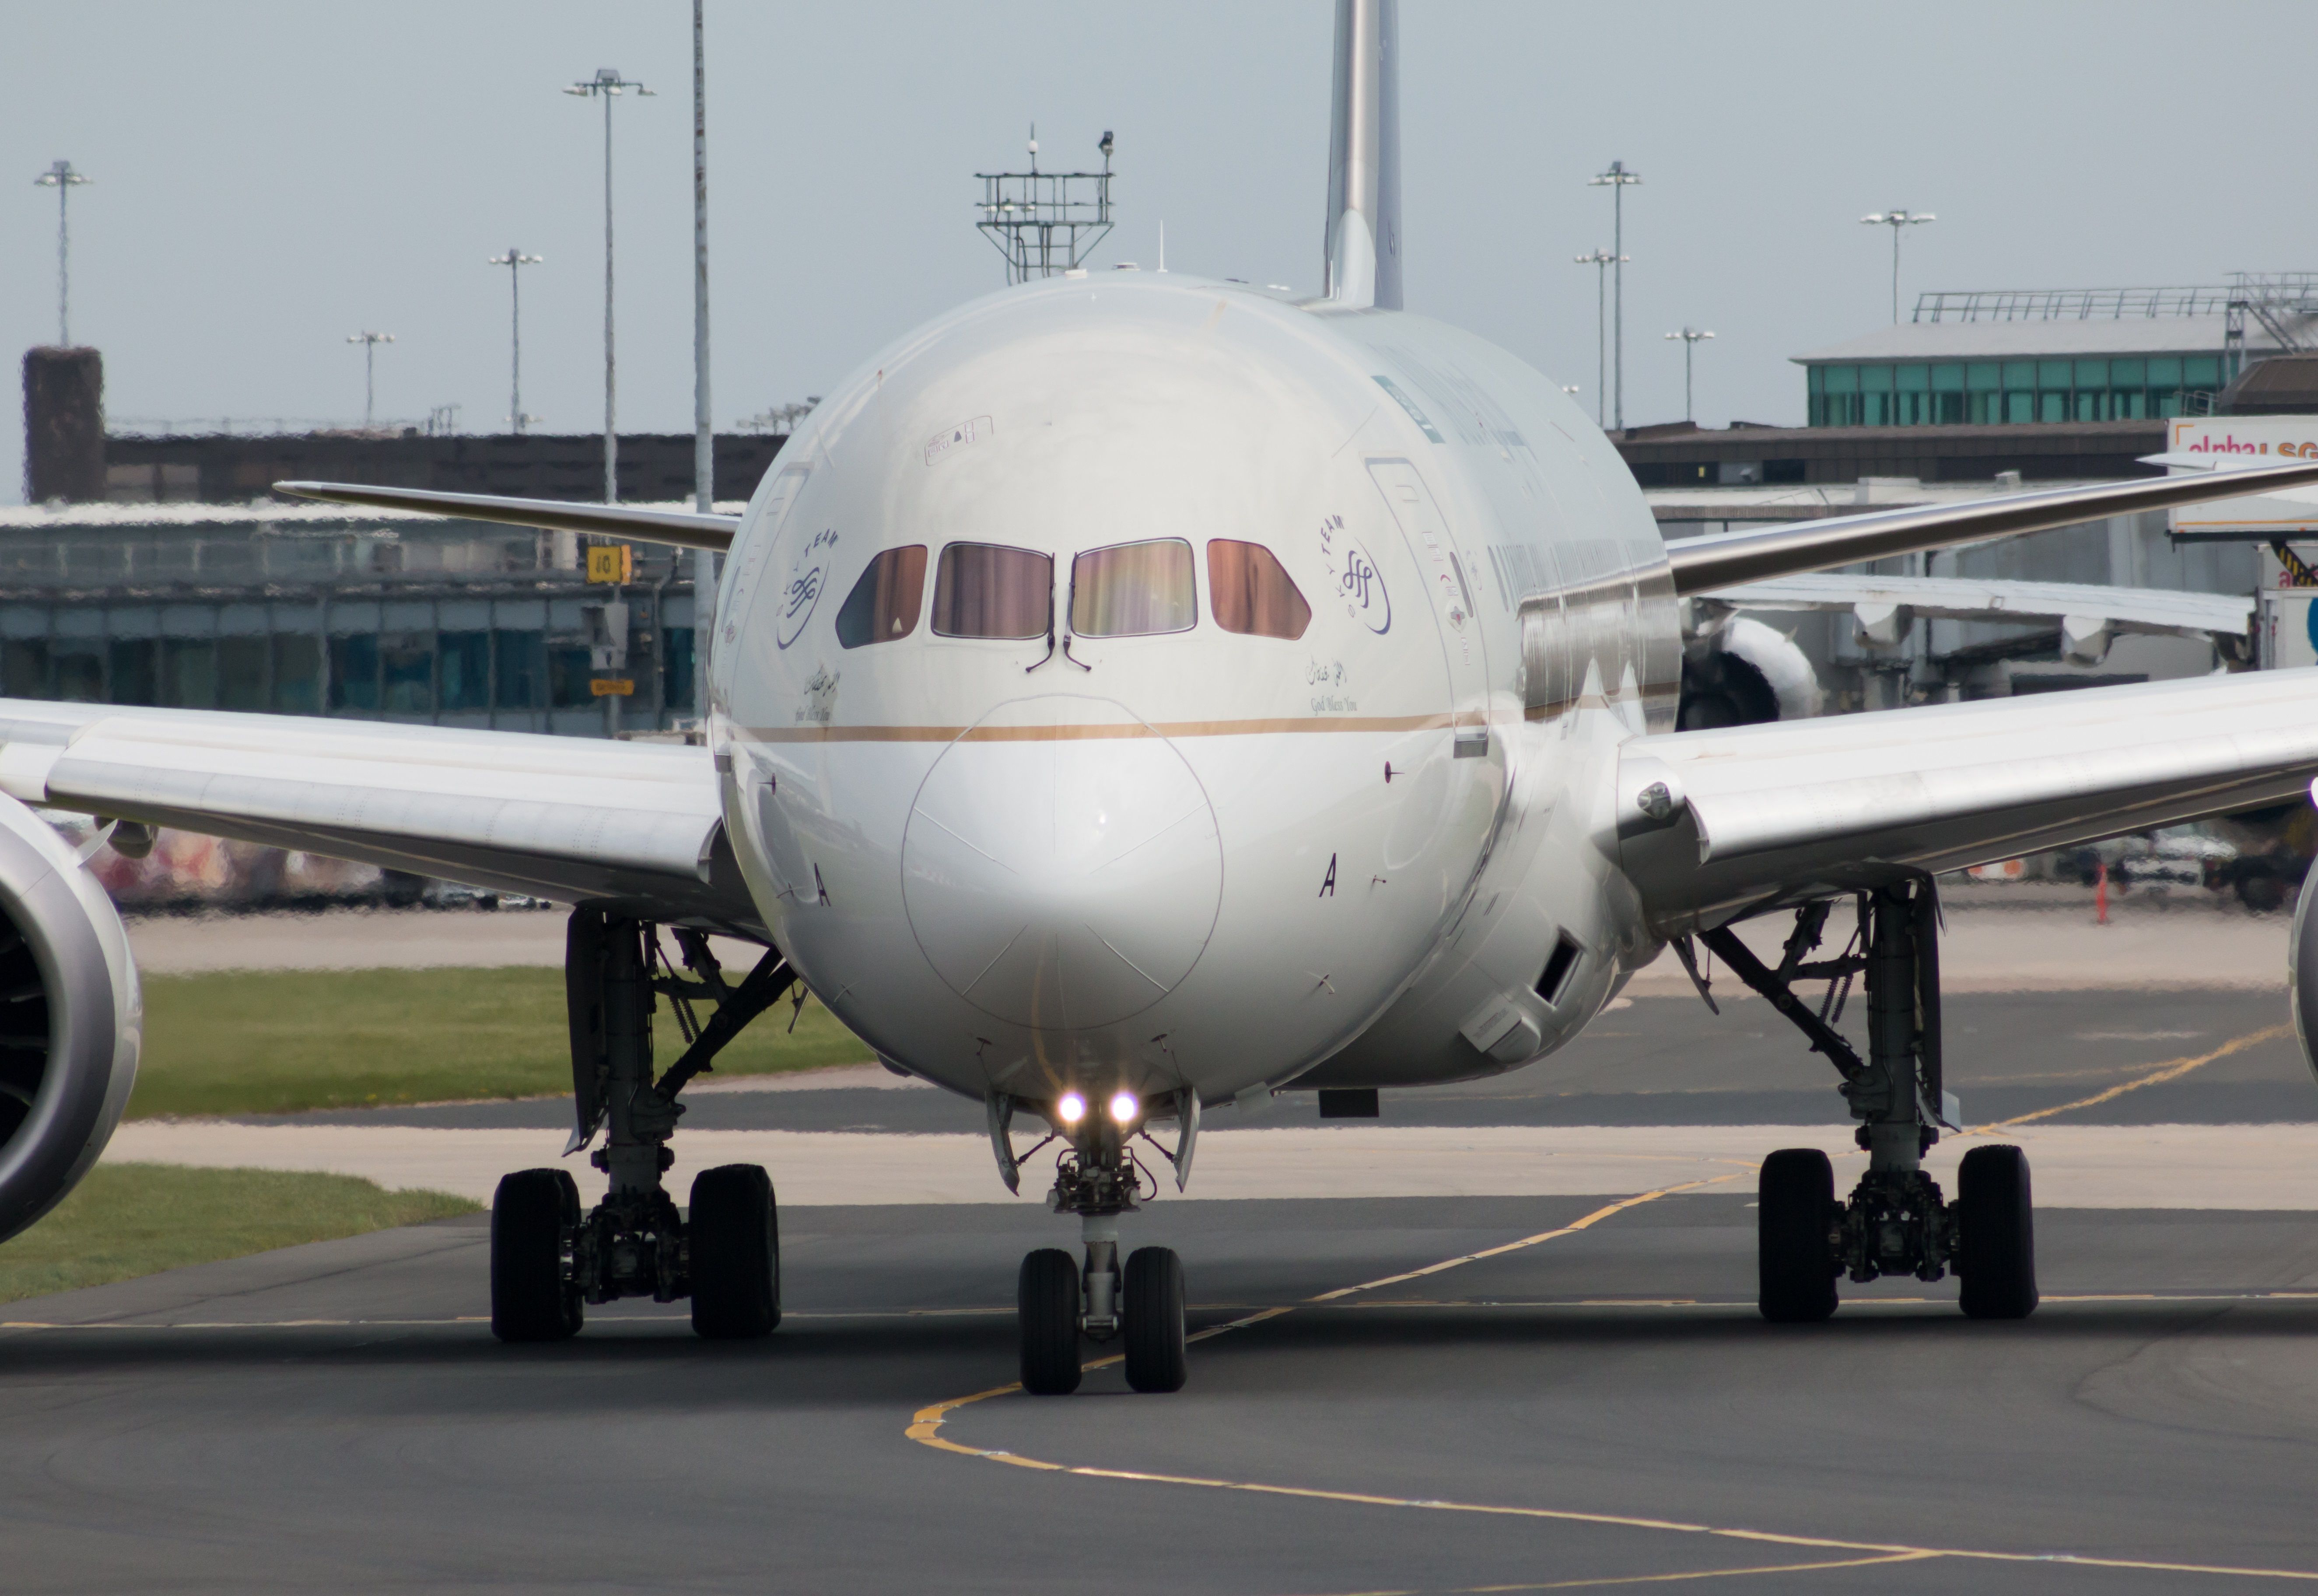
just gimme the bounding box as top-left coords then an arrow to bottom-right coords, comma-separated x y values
490,908 -> 795,1343
1015,1109 -> 1188,1395
1700,879 -> 2037,1323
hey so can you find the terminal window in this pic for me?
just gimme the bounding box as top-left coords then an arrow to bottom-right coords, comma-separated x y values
1809,356 -> 2224,427
1,608 -> 686,733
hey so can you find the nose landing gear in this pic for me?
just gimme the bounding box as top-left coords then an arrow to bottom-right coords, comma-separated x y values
1016,1124 -> 1188,1394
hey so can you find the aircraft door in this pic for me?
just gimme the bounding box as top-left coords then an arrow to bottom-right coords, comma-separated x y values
1367,459 -> 1488,751
719,465 -> 812,658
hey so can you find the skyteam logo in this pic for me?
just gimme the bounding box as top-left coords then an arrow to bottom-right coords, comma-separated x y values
1318,514 -> 1390,634
777,528 -> 838,650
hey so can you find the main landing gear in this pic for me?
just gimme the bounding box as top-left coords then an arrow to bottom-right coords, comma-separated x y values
491,908 -> 795,1343
1010,1106 -> 1189,1396
1696,879 -> 2038,1324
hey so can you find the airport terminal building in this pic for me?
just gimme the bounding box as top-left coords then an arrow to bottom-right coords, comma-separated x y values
0,499 -> 704,736
1793,284 -> 2283,429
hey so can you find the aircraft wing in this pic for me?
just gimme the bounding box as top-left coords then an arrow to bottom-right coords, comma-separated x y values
1614,667 -> 2318,934
1698,573 -> 2253,640
0,700 -> 757,931
1663,458 -> 2318,591
274,482 -> 740,554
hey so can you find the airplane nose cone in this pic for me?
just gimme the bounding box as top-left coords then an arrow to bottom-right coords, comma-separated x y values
901,695 -> 1222,1031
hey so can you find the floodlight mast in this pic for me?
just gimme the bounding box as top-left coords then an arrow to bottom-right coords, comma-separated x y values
487,250 -> 543,434
976,127 -> 1116,284
566,67 -> 655,506
347,332 -> 396,430
32,160 -> 91,347
1589,161 -> 1640,430
692,0 -> 717,681
1861,210 -> 1935,323
1574,248 -> 1623,428
1664,326 -> 1714,422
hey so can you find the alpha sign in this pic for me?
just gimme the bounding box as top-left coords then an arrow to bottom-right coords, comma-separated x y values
2167,416 -> 2318,538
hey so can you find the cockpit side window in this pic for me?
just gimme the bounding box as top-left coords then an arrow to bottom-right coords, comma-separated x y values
833,546 -> 928,649
1207,539 -> 1311,640
1069,539 -> 1196,637
931,542 -> 1054,639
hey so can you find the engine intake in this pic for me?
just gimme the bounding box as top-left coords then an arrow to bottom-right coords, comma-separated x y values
1678,614 -> 1822,730
0,797 -> 140,1242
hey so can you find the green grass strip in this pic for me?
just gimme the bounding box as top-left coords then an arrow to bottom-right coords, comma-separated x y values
131,965 -> 875,1119
0,1164 -> 479,1306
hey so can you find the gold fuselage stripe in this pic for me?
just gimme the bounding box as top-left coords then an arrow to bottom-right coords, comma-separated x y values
735,714 -> 1464,744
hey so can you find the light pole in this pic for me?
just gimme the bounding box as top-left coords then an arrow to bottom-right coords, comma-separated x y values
691,0 -> 716,711
1861,210 -> 1934,324
487,250 -> 543,434
1574,248 -> 1623,429
347,331 -> 395,429
1664,327 -> 1714,423
32,160 -> 91,347
692,2 -> 712,518
566,67 -> 654,504
1588,161 -> 1640,432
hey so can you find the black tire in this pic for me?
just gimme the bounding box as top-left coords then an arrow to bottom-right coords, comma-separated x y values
1758,1148 -> 1838,1324
1018,1249 -> 1082,1395
1123,1246 -> 1187,1393
1957,1144 -> 2038,1320
491,1167 -> 581,1343
2239,871 -> 2289,914
690,1164 -> 781,1340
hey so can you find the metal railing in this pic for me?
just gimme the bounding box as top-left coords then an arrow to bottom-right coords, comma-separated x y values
1913,286 -> 2234,323
975,168 -> 1113,284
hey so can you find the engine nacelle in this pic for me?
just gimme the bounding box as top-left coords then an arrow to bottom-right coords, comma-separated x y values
0,797 -> 140,1243
2292,859 -> 2318,1089
1678,614 -> 1822,730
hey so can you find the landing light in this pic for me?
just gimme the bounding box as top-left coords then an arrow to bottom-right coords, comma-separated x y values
1108,1090 -> 1139,1126
1055,1091 -> 1087,1126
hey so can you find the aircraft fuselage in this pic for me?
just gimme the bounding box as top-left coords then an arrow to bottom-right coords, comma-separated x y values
708,273 -> 1678,1117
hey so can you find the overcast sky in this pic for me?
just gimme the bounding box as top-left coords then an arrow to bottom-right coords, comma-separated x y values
8,2 -> 2313,502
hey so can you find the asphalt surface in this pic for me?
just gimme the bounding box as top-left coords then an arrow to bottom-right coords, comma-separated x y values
17,978 -> 2318,1590
12,1193 -> 2318,1591
253,987 -> 2314,1132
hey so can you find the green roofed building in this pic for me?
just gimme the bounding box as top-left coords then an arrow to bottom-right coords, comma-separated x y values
1796,278 -> 2318,429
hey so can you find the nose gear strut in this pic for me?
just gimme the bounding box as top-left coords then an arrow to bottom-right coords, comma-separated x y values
1016,1101 -> 1189,1396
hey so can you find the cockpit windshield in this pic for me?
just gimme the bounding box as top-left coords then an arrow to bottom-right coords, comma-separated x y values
834,546 -> 927,648
931,542 -> 1053,639
1207,539 -> 1311,640
1069,539 -> 1196,637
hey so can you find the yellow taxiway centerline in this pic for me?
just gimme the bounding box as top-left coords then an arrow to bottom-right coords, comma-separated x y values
1967,1022 -> 2290,1133
907,1169 -> 2318,1585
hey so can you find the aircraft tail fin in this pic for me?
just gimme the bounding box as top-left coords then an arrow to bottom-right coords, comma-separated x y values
1324,0 -> 1401,310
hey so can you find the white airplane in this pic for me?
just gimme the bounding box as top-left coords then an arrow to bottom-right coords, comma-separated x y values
4,0 -> 2318,1396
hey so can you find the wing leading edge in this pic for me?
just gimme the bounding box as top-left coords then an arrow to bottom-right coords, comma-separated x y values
274,483 -> 739,554
1616,668 -> 2318,934
0,701 -> 759,931
1663,459 -> 2318,592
